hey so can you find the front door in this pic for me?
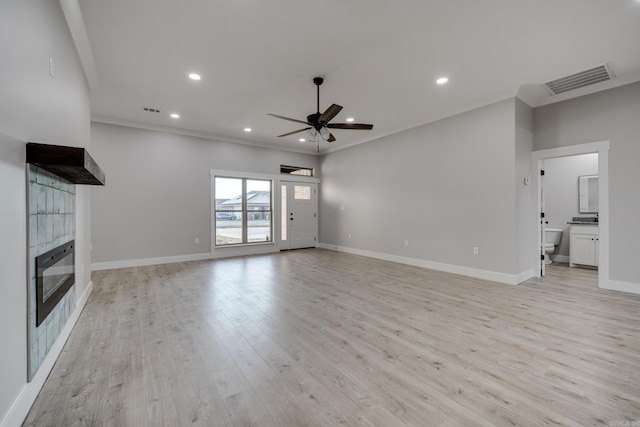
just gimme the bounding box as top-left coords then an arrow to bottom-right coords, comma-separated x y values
281,182 -> 317,250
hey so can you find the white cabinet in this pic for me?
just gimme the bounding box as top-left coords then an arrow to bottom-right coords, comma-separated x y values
570,225 -> 599,267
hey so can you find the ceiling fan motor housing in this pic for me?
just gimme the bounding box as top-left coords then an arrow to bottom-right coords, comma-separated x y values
307,113 -> 322,129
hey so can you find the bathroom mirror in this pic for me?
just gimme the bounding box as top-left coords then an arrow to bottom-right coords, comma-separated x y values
578,174 -> 599,213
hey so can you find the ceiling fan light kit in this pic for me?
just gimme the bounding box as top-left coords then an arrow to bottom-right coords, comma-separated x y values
307,128 -> 319,142
267,76 -> 373,145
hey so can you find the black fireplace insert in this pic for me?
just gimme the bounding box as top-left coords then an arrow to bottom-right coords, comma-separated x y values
36,240 -> 75,326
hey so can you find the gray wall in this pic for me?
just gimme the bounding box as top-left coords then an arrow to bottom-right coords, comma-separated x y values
319,98 -> 530,278
534,82 -> 640,284
543,153 -> 599,259
0,0 -> 92,424
515,99 -> 534,274
90,122 -> 319,264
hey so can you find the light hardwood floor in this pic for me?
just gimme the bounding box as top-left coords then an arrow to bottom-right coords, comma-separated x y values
23,249 -> 640,426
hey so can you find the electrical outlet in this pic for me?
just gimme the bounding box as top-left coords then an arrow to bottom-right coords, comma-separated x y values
473,247 -> 479,255
404,240 -> 409,247
348,233 -> 352,239
49,58 -> 54,77
195,238 -> 200,244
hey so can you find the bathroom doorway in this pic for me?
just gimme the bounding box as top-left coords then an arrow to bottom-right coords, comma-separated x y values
532,141 -> 609,288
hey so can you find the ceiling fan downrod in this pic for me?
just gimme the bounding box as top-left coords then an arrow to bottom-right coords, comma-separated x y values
313,77 -> 323,114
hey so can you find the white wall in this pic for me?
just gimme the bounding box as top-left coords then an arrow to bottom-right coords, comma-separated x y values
319,98 -> 531,283
534,82 -> 640,285
90,122 -> 319,265
0,1 -> 92,425
543,153 -> 598,259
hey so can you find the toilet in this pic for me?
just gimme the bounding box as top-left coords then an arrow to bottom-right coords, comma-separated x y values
544,228 -> 563,264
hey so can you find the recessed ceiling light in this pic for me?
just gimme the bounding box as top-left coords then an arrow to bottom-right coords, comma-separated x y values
436,77 -> 449,85
346,117 -> 355,122
244,127 -> 252,132
170,113 -> 180,118
299,138 -> 306,142
188,73 -> 201,81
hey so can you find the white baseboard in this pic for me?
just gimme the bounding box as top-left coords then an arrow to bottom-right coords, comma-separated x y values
551,255 -> 570,264
0,281 -> 93,427
317,243 -> 528,286
92,252 -> 215,271
600,278 -> 640,295
92,245 -> 280,271
515,268 -> 536,284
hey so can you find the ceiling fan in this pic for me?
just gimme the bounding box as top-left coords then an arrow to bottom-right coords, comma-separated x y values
267,77 -> 373,143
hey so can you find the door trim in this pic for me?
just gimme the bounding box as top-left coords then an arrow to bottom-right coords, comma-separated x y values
532,140 -> 609,289
280,180 -> 318,250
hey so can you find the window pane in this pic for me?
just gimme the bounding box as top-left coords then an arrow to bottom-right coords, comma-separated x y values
247,179 -> 271,211
215,177 -> 242,246
246,179 -> 271,243
294,185 -> 311,200
215,219 -> 242,245
281,165 -> 314,177
248,220 -> 271,243
215,177 -> 242,212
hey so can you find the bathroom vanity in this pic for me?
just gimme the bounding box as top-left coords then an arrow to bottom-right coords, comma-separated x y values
569,223 -> 599,268
569,175 -> 599,268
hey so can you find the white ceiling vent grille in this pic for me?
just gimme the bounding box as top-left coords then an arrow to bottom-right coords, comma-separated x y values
545,63 -> 615,95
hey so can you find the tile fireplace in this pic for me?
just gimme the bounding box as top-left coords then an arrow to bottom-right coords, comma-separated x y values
26,143 -> 104,380
27,166 -> 76,380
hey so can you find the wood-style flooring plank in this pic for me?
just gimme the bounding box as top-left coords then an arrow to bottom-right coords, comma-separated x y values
22,249 -> 640,426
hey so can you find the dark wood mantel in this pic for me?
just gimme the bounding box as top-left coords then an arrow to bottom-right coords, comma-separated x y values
26,142 -> 105,185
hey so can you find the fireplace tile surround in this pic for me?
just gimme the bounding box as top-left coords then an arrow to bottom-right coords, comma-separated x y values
27,165 -> 76,380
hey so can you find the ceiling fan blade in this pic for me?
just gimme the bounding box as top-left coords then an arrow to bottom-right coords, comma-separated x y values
326,123 -> 374,130
267,113 -> 309,125
318,104 -> 343,125
327,133 -> 336,143
277,128 -> 311,137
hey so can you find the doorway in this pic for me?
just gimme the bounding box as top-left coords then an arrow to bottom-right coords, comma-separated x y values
280,181 -> 318,250
532,141 -> 609,288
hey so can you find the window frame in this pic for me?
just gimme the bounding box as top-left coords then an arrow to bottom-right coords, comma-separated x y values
213,173 -> 273,247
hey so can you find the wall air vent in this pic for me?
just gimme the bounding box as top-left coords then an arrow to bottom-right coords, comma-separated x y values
143,107 -> 161,113
544,63 -> 615,95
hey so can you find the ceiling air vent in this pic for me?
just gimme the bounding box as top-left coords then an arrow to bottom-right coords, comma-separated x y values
545,63 -> 615,95
142,107 -> 161,113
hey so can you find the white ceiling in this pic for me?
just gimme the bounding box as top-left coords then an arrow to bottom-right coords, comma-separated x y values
75,0 -> 640,155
